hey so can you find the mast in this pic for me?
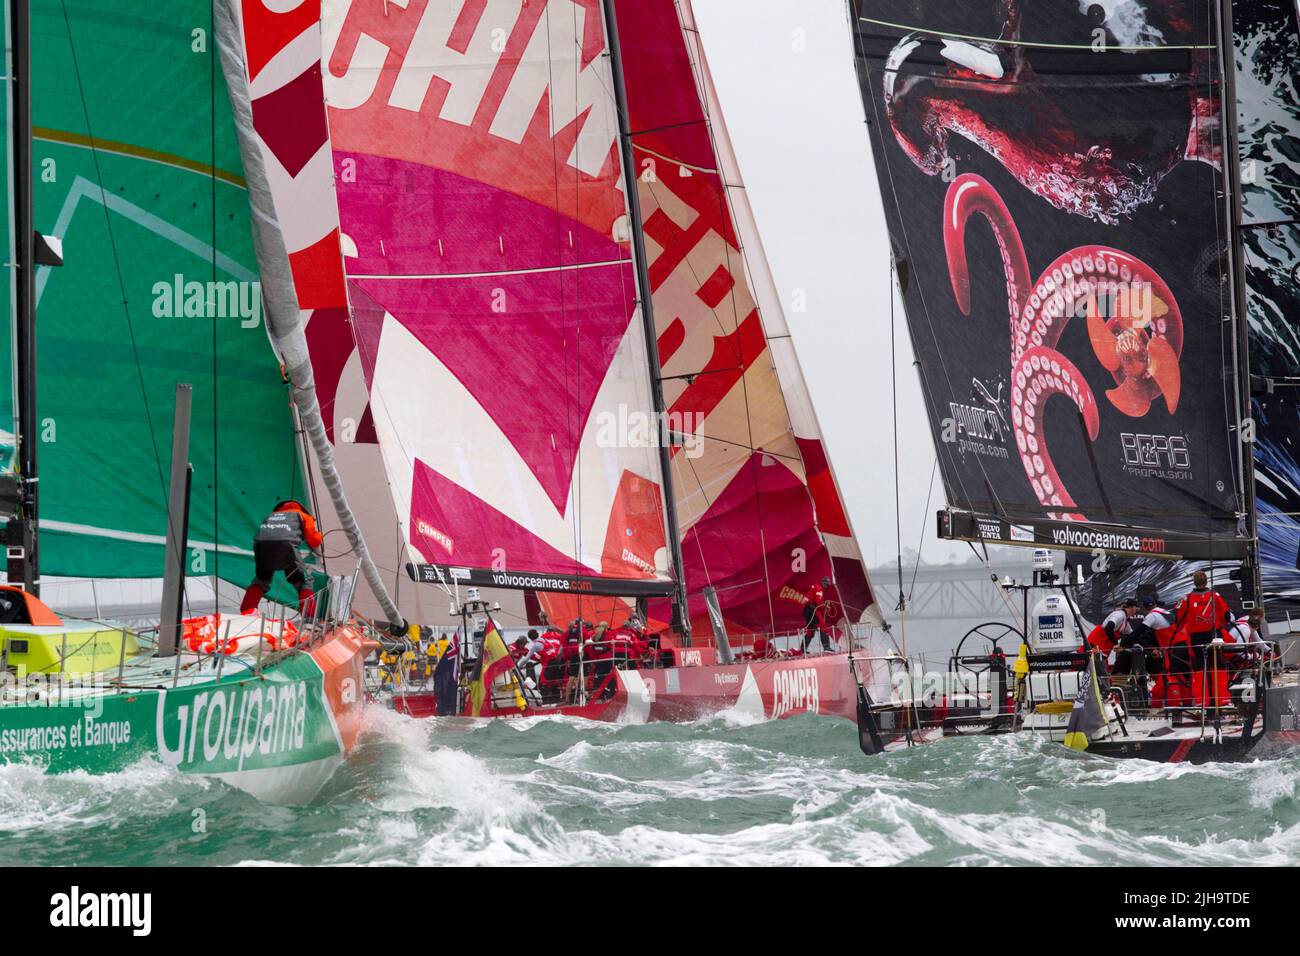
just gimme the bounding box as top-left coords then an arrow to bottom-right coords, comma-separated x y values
1216,0 -> 1261,606
601,0 -> 692,644
6,0 -> 35,595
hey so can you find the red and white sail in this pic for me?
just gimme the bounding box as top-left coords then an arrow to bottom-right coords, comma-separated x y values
614,0 -> 880,634
220,0 -> 879,635
318,0 -> 675,596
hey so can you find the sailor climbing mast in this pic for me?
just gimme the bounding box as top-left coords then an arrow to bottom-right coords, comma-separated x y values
601,0 -> 692,645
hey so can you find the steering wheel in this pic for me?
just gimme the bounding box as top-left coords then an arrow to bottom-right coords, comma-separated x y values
949,622 -> 1025,679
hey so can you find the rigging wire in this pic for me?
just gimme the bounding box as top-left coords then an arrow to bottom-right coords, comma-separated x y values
890,253 -> 905,614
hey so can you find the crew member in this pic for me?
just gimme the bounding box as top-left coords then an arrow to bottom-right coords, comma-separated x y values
1136,595 -> 1191,709
607,616 -> 650,668
802,576 -> 836,654
1086,597 -> 1138,670
1176,570 -> 1232,668
515,629 -> 546,683
535,626 -> 567,700
239,499 -> 323,615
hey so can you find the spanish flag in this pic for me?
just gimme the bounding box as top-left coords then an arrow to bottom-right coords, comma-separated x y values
1064,654 -> 1109,751
468,617 -> 526,716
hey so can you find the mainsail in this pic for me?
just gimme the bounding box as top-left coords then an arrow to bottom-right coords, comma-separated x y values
8,0 -> 305,589
850,0 -> 1250,562
615,0 -> 880,635
319,0 -> 677,599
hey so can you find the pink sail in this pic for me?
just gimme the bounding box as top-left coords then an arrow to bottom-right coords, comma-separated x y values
319,0 -> 675,596
225,0 -> 878,634
614,0 -> 881,634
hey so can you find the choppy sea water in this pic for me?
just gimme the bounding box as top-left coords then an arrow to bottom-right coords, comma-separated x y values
3,709 -> 1299,866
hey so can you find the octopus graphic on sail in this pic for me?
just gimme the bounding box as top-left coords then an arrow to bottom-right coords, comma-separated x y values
851,0 -> 1248,561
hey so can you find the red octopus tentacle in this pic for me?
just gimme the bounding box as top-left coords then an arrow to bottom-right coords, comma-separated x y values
1010,347 -> 1099,519
943,174 -> 1033,347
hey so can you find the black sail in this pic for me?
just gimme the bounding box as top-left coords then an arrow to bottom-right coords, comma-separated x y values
850,0 -> 1249,561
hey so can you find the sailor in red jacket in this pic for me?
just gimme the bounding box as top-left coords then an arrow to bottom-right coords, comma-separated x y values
1138,595 -> 1192,708
532,627 -> 567,698
239,499 -> 323,615
1085,597 -> 1137,652
802,576 -> 836,654
607,615 -> 650,666
1176,570 -> 1232,668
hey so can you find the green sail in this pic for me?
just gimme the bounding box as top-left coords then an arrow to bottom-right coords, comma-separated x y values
5,1 -> 305,588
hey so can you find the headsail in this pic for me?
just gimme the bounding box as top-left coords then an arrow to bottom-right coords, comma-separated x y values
614,0 -> 881,635
850,0 -> 1249,562
319,0 -> 676,599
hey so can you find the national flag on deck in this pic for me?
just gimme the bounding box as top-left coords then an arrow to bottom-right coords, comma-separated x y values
1064,655 -> 1109,751
468,617 -> 525,716
433,632 -> 460,716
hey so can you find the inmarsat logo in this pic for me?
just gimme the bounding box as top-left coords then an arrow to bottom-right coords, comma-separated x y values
50,886 -> 151,936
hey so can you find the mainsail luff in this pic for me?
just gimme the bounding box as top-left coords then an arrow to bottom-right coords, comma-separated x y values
602,0 -> 691,639
1216,0 -> 1261,600
213,0 -> 403,630
7,0 -> 35,593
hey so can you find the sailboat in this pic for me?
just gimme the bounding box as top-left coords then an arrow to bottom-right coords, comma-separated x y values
224,0 -> 903,725
843,0 -> 1300,761
0,0 -> 405,804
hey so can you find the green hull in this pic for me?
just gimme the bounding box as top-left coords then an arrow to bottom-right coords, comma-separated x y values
0,647 -> 350,804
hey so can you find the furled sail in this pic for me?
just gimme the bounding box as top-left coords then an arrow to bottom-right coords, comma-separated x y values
8,0 -> 305,588
614,0 -> 881,636
850,0 -> 1249,561
318,0 -> 676,599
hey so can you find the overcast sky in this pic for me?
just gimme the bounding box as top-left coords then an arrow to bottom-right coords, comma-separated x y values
693,0 -> 964,566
